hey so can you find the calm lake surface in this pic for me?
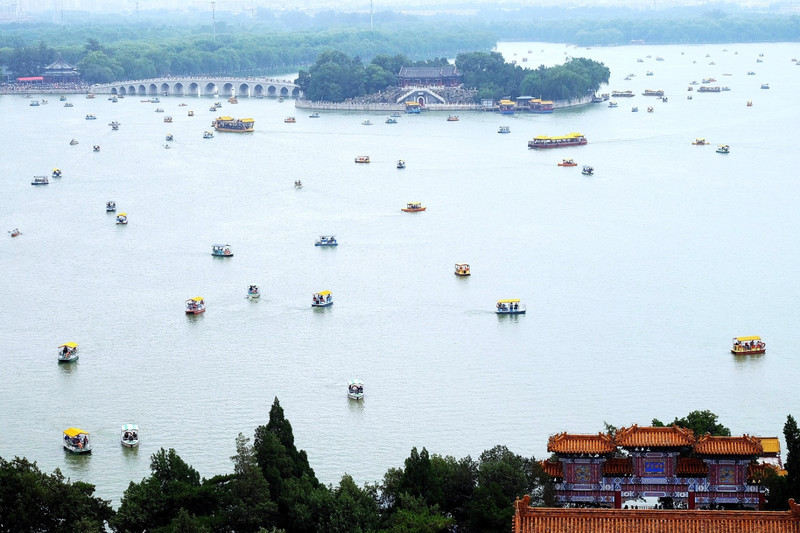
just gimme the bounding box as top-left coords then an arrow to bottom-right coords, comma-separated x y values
2,41 -> 799,505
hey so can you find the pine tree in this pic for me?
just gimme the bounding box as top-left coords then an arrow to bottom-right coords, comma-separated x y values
784,414 -> 800,501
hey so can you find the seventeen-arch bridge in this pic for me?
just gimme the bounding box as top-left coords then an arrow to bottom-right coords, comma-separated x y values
90,77 -> 300,98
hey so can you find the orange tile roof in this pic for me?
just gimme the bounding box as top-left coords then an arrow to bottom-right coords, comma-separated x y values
695,434 -> 763,456
513,496 -> 800,533
540,460 -> 563,478
676,457 -> 708,476
547,432 -> 616,455
602,457 -> 634,476
614,425 -> 696,448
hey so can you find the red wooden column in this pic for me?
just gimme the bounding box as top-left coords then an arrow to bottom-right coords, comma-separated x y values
688,491 -> 695,510
614,491 -> 622,509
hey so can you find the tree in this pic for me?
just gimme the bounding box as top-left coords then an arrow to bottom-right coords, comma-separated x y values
785,414 -> 800,501
651,410 -> 731,437
77,51 -> 124,84
0,456 -> 113,532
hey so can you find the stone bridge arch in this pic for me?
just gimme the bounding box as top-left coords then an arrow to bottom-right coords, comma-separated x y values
237,83 -> 249,97
187,83 -> 199,96
174,82 -> 184,96
204,82 -> 217,96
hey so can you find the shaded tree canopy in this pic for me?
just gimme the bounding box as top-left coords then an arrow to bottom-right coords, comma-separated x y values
651,410 -> 732,438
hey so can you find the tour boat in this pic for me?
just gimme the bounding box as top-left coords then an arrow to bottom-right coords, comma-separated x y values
69,139 -> 78,145
361,119 -> 373,125
163,116 -> 172,123
29,100 -> 41,107
396,160 -> 406,169
692,138 -> 708,145
454,263 -> 471,276
58,342 -> 79,362
315,235 -> 338,247
85,114 -> 96,120
354,156 -> 370,164
31,176 -> 49,185
247,285 -> 260,299
581,165 -> 594,175
747,100 -> 753,107
294,180 -> 303,189
496,299 -> 526,315
402,202 -> 426,212
284,116 -> 296,123
529,133 -> 588,149
166,133 -> 173,141
211,244 -> 233,257
59,95 -> 67,101
9,228 -> 21,237
607,101 -> 618,108
760,83 -> 770,89
385,116 -> 397,124
731,336 -> 765,355
213,116 -> 255,132
106,201 -> 116,212
64,102 -> 73,107
185,297 -> 206,314
116,213 -> 128,225
63,428 -> 92,454
93,145 -> 100,152
312,290 -> 333,307
447,115 -> 459,121
188,110 -> 194,116
631,106 -> 638,112
228,96 -> 238,104
348,379 -> 364,400
121,424 -> 139,448
309,112 -> 320,118
716,144 -> 730,154
203,131 -> 214,139
611,90 -> 634,98
52,168 -> 62,178
558,159 -> 578,167
642,89 -> 664,97
498,126 -> 510,134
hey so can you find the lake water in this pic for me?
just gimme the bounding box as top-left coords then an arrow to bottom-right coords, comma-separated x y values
2,42 -> 799,505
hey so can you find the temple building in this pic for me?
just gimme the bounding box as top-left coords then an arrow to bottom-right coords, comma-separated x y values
513,495 -> 800,533
42,54 -> 80,84
542,425 -> 781,510
396,66 -> 461,88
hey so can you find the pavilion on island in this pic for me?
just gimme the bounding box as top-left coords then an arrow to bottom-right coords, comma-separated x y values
396,66 -> 461,88
542,425 -> 784,510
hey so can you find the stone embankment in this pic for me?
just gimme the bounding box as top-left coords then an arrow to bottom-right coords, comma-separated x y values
296,94 -> 594,112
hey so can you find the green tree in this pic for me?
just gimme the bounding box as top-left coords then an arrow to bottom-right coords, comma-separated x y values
77,50 -> 124,84
651,410 -> 731,437
0,456 -> 113,532
785,414 -> 800,501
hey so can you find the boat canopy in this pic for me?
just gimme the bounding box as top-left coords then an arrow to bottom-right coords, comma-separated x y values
499,99 -> 516,105
64,427 -> 88,437
319,235 -> 335,238
59,342 -> 78,348
316,290 -> 332,296
734,336 -> 761,342
216,115 -> 234,121
190,297 -> 204,302
348,378 -> 363,386
118,212 -> 127,216
497,299 -> 521,304
455,263 -> 469,267
212,243 -> 230,247
532,132 -> 584,140
121,424 -> 139,431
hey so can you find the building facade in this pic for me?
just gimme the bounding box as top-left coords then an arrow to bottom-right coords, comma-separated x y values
544,425 -> 777,510
396,66 -> 461,88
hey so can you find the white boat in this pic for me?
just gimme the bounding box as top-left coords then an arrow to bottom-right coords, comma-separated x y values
31,176 -> 49,185
312,290 -> 333,307
85,114 -> 96,120
106,201 -> 116,212
63,428 -> 92,453
294,180 -> 303,188
166,133 -> 173,141
498,126 -> 510,134
52,168 -> 62,178
455,263 -> 471,276
69,139 -> 79,145
58,342 -> 79,362
93,145 -> 101,152
348,379 -> 364,400
496,299 -> 526,315
582,165 -> 594,175
385,116 -> 397,124
121,424 -> 140,448
203,131 -> 214,139
247,285 -> 260,298
8,228 -> 21,237
309,112 -> 320,118
116,213 -> 128,225
716,144 -> 730,154
361,119 -> 373,125
396,159 -> 406,169
185,297 -> 206,314
212,244 -> 233,257
315,235 -> 338,246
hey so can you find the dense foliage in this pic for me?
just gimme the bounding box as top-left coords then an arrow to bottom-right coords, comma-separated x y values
651,409 -> 732,437
297,50 -> 609,103
0,456 -> 113,531
2,407 -> 795,530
